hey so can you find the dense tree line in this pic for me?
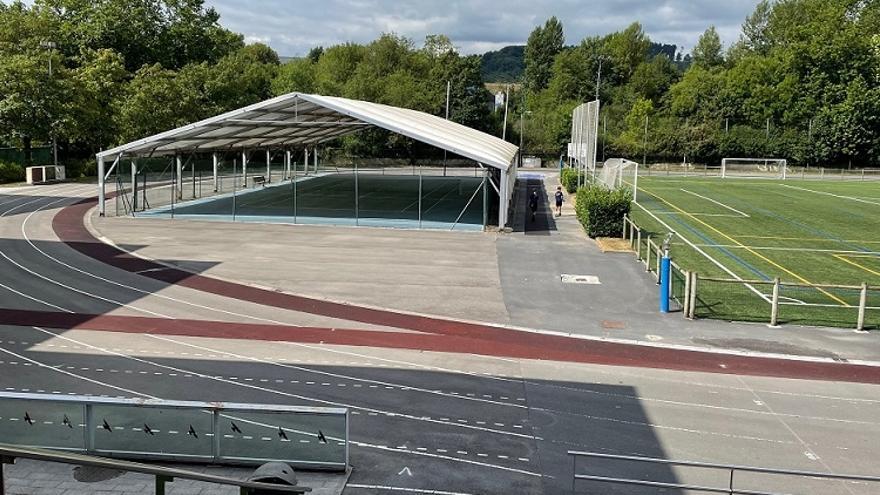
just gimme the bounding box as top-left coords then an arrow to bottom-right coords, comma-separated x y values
520,0 -> 880,168
0,1 -> 496,177
1,0 -> 876,180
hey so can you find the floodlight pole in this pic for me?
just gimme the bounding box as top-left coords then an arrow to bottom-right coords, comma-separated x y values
444,80 -> 450,176
176,155 -> 183,199
97,156 -> 105,216
241,150 -> 248,187
266,149 -> 271,183
501,85 -> 510,141
595,58 -> 602,101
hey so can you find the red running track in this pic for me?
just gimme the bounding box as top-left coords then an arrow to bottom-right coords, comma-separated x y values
39,197 -> 880,384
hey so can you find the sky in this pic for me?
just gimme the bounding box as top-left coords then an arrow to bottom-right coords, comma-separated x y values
208,0 -> 764,57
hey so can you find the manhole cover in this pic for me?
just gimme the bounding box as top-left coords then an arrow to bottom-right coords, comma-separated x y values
73,466 -> 126,483
561,274 -> 600,284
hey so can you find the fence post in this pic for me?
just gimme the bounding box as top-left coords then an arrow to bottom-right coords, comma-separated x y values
688,272 -> 698,319
636,229 -> 642,261
770,278 -> 780,326
622,214 -> 628,240
857,282 -> 868,331
645,237 -> 652,271
683,270 -> 691,318
655,250 -> 661,284
629,222 -> 635,247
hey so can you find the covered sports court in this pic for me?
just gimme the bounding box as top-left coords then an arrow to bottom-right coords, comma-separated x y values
96,93 -> 519,231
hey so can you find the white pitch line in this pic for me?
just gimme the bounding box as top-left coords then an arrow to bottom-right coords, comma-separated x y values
692,244 -> 880,255
781,184 -> 880,207
346,484 -> 477,495
632,200 -> 770,303
680,188 -> 750,217
652,211 -> 746,218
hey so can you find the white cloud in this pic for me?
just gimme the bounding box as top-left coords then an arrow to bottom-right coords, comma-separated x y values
208,0 -> 762,56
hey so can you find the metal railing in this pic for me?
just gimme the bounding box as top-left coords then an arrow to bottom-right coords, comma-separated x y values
0,443 -> 310,494
621,214 -> 877,330
0,392 -> 348,470
569,450 -> 880,494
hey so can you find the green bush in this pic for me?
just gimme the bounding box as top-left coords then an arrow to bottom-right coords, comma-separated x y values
575,185 -> 632,238
560,167 -> 583,193
0,161 -> 25,183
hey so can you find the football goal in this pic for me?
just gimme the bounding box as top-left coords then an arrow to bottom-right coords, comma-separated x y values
598,158 -> 639,200
721,158 -> 787,179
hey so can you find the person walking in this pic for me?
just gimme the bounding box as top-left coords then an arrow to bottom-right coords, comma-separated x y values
528,190 -> 539,222
554,186 -> 564,217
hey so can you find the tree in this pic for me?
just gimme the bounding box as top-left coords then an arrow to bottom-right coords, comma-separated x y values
272,58 -> 316,95
115,63 -> 203,142
740,0 -> 772,55
524,16 -> 564,92
693,26 -> 723,68
604,22 -> 651,83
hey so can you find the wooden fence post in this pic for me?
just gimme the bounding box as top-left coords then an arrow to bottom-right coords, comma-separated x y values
770,278 -> 780,326
857,282 -> 868,331
688,272 -> 698,319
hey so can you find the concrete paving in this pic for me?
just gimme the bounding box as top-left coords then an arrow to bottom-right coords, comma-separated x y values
90,174 -> 880,362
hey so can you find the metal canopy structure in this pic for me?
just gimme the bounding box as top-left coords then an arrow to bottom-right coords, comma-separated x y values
96,93 -> 519,227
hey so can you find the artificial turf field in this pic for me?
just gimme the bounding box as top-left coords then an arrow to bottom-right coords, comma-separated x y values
627,176 -> 880,328
148,172 -> 488,230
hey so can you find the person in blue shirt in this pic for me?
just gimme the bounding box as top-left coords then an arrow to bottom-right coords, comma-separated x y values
554,186 -> 564,217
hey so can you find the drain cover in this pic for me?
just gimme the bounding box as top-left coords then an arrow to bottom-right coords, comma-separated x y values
73,466 -> 126,483
561,274 -> 600,284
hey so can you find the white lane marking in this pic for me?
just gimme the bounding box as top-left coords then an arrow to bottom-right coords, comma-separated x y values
0,194 -> 170,318
692,244 -> 880,255
144,340 -> 526,409
26,327 -> 542,477
680,189 -> 750,217
19,194 -> 312,328
781,184 -> 880,207
346,484 -> 476,495
735,376 -> 856,495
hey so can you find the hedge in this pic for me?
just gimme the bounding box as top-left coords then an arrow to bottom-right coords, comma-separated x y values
560,167 -> 583,193
0,161 -> 25,183
575,185 -> 632,238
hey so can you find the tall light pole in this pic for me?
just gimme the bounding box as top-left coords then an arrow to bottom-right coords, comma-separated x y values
40,40 -> 58,166
501,84 -> 510,141
595,57 -> 603,101
519,110 -> 531,162
443,80 -> 450,176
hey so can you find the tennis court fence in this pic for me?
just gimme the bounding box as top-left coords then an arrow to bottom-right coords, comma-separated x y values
622,215 -> 879,330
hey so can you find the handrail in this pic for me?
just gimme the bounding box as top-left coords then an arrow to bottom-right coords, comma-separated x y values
0,443 -> 310,494
568,451 -> 880,494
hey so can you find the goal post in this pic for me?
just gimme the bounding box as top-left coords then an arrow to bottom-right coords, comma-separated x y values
721,158 -> 787,179
598,158 -> 639,200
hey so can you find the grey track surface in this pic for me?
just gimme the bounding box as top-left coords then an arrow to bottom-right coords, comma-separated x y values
0,182 -> 879,495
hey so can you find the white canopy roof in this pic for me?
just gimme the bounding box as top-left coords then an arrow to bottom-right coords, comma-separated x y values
98,93 -> 518,171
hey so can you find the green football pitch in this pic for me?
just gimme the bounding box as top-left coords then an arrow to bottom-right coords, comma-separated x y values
627,176 -> 880,329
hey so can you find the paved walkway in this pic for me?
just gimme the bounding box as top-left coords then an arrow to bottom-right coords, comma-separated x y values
87,172 -> 880,363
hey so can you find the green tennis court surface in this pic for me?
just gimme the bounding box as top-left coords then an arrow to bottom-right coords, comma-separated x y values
143,172 -> 489,231
628,176 -> 880,328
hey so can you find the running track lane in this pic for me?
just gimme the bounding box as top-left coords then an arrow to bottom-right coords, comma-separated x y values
4,309 -> 879,384
47,197 -> 880,384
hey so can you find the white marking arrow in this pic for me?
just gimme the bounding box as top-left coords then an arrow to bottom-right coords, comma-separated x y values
398,466 -> 412,476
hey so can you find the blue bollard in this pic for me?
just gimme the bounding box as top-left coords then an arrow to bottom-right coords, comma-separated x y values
659,256 -> 671,313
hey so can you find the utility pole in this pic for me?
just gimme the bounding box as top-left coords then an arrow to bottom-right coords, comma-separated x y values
766,118 -> 770,138
501,84 -> 510,141
643,115 -> 648,167
602,114 -> 607,162
41,40 -> 58,166
595,58 -> 603,101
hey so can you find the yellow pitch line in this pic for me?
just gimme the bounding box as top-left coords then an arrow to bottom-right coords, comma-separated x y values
833,254 -> 880,278
639,186 -> 850,306
736,235 -> 880,245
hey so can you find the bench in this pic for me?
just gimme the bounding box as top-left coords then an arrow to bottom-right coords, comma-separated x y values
253,175 -> 266,187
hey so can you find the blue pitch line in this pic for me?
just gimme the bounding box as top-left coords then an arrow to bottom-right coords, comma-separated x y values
637,194 -> 771,280
744,203 -> 875,254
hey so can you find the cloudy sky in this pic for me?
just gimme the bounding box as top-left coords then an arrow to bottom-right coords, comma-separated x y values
208,0 -> 763,57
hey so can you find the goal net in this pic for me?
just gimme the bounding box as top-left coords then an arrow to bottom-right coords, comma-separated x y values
597,158 -> 639,200
721,158 -> 787,179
